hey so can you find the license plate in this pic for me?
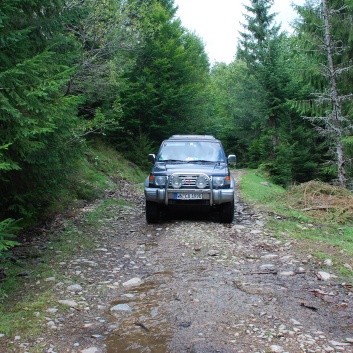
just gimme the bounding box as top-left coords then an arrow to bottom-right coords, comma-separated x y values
174,193 -> 202,200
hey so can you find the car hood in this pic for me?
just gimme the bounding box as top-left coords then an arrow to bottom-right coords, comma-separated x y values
152,162 -> 229,176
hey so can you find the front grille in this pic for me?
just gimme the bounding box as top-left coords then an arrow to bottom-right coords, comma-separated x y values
168,174 -> 210,189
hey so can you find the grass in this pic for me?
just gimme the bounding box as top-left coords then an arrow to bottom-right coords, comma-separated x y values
0,196 -> 136,342
84,198 -> 132,227
85,139 -> 146,185
43,139 -> 146,216
0,140 -> 147,343
238,169 -> 353,283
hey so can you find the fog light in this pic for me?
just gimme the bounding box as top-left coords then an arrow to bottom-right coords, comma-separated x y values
196,175 -> 208,189
171,176 -> 182,188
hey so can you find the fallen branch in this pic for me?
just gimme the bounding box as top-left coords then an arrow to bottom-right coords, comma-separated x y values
300,302 -> 318,311
134,322 -> 150,332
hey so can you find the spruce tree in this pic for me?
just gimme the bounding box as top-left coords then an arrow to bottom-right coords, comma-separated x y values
294,0 -> 353,186
232,0 -> 326,185
0,0 -> 83,218
116,0 -> 210,153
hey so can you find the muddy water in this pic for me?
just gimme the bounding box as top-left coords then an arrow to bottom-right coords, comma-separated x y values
106,274 -> 174,352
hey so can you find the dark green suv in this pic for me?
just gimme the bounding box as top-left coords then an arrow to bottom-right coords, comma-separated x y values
144,135 -> 236,223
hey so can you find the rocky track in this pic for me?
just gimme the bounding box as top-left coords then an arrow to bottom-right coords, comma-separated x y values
1,171 -> 353,353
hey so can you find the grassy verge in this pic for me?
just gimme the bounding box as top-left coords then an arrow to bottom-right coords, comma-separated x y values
47,139 -> 146,214
238,169 -> 353,283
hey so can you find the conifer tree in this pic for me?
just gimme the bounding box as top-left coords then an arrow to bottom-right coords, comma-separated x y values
294,0 -> 353,186
0,0 -> 83,218
230,0 -> 326,185
237,0 -> 284,151
116,0 -> 210,152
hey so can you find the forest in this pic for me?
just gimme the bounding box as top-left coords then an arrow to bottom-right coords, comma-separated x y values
1,0 -> 353,249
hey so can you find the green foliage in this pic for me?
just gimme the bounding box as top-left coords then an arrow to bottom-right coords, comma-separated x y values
66,0 -> 137,139
207,60 -> 267,159
206,0 -> 335,185
0,219 -> 21,254
0,0 -> 86,220
123,134 -> 156,171
116,0 -> 210,153
293,0 -> 353,185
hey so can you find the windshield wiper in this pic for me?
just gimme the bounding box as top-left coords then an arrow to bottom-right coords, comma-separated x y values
160,159 -> 184,163
190,160 -> 215,163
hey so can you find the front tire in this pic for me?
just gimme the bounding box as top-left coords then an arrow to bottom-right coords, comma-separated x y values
146,201 -> 160,223
219,200 -> 234,223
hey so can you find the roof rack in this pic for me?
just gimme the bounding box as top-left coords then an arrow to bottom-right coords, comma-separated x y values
169,135 -> 216,140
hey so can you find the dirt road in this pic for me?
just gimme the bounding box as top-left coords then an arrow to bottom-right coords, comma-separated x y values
2,171 -> 353,353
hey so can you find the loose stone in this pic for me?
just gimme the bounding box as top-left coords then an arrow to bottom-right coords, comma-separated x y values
270,344 -> 284,352
47,308 -> 58,313
67,284 -> 83,292
259,264 -> 276,270
110,304 -> 132,312
261,254 -> 278,259
58,300 -> 78,307
324,259 -> 333,266
328,340 -> 351,346
81,348 -> 100,353
317,271 -> 333,281
122,278 -> 142,286
279,271 -> 295,276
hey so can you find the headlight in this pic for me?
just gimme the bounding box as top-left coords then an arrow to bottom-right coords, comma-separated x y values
196,175 -> 208,189
154,176 -> 166,186
213,176 -> 230,188
171,175 -> 182,189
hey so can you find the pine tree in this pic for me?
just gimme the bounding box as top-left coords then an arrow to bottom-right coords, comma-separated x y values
294,0 -> 353,186
237,0 -> 285,151
0,0 -> 83,218
116,0 -> 210,152
231,0 -> 327,185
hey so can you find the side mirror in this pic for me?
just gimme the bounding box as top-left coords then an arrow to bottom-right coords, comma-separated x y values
228,154 -> 236,164
148,154 -> 156,163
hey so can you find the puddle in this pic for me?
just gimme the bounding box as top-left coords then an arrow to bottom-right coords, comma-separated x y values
106,274 -> 174,353
106,330 -> 170,352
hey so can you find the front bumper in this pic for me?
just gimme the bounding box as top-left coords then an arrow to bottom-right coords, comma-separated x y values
144,175 -> 235,206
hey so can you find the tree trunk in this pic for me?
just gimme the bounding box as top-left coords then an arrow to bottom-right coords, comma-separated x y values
322,0 -> 346,187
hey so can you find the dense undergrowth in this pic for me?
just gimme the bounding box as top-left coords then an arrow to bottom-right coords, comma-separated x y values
0,140 -> 146,255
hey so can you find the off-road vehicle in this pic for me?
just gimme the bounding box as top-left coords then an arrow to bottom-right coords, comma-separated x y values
144,135 -> 236,223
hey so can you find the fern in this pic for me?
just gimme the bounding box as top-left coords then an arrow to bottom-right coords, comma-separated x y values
0,218 -> 21,254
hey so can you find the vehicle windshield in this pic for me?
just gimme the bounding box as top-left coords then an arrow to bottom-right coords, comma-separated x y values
157,141 -> 225,163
